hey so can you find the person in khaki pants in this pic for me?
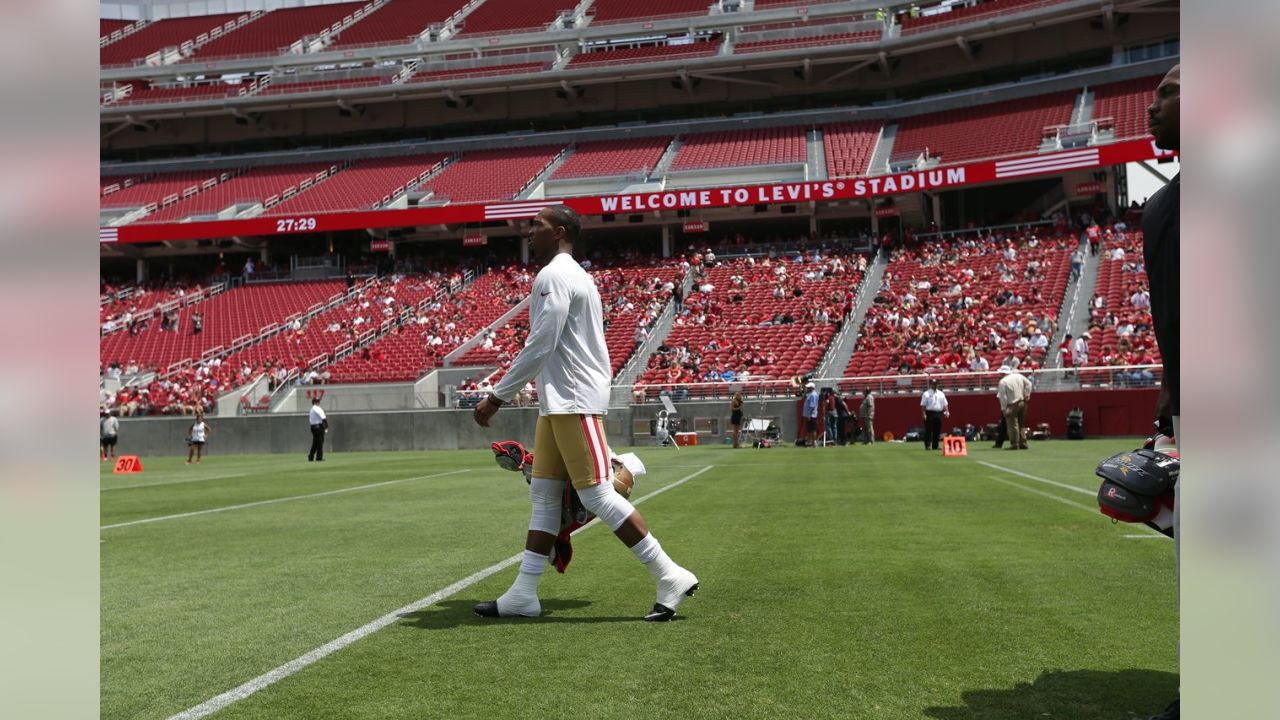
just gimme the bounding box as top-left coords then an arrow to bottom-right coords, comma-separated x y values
996,366 -> 1033,450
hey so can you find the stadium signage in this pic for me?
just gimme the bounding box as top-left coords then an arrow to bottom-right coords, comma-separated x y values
103,138 -> 1169,244
682,221 -> 708,233
462,234 -> 487,246
874,206 -> 899,218
369,239 -> 389,252
1076,182 -> 1103,195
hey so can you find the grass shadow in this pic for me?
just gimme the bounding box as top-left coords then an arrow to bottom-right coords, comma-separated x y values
399,598 -> 678,629
923,669 -> 1178,720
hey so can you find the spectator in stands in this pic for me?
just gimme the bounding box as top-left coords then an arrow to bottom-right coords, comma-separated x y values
243,258 -> 255,276
1070,249 -> 1084,281
1131,286 -> 1152,309
1110,245 -> 1126,262
192,311 -> 203,335
1072,332 -> 1090,367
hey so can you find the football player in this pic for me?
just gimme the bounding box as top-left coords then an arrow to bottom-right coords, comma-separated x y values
472,205 -> 698,621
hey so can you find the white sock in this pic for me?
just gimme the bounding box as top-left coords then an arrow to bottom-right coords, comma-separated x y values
504,550 -> 547,599
630,534 -> 678,579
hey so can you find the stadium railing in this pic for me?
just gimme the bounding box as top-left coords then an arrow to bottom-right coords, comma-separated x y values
626,365 -> 1163,405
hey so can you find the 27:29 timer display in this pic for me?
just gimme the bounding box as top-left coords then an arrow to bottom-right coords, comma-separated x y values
275,217 -> 318,233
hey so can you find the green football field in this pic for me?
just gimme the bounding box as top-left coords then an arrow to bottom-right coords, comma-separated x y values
101,440 -> 1178,720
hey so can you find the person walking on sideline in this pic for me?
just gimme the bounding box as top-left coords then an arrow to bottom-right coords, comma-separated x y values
186,412 -> 211,464
996,366 -> 1032,450
471,205 -> 699,622
730,390 -> 744,448
100,408 -> 119,461
859,387 -> 876,444
308,396 -> 328,462
920,378 -> 949,450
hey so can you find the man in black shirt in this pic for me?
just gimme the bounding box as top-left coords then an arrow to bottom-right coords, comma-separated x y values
1140,64 -> 1179,720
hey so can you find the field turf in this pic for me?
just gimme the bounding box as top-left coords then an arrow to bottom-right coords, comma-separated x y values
101,440 -> 1178,719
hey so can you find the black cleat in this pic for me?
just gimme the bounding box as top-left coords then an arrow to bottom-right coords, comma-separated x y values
474,601 -> 500,618
644,582 -> 698,622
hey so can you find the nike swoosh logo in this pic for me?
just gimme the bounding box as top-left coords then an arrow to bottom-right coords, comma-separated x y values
540,292 -> 551,296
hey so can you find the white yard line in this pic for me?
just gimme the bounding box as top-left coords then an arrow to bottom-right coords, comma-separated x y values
165,464 -> 715,720
976,460 -> 1096,496
986,476 -> 1166,538
101,470 -> 470,530
987,476 -> 1097,511
102,472 -> 252,491
1123,534 -> 1172,540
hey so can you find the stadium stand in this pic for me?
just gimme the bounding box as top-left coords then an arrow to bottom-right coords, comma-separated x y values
550,137 -> 673,180
224,274 -> 447,374
459,258 -> 681,378
193,2 -> 366,59
586,0 -> 715,25
100,19 -> 133,39
637,252 -> 862,396
265,154 -> 447,216
415,146 -> 563,203
822,120 -> 883,179
847,230 -> 1073,388
405,62 -> 549,84
453,0 -> 567,36
101,281 -> 346,371
100,171 -> 226,211
671,127 -> 807,171
100,13 -> 245,65
735,31 -> 880,53
752,0 -> 849,7
255,76 -> 386,96
109,80 -> 247,106
1092,75 -> 1162,140
327,0 -> 466,49
140,162 -> 341,223
101,282 -> 207,333
1084,230 -> 1161,386
567,39 -> 721,67
892,91 -> 1075,165
900,0 -> 1070,36
327,266 -> 534,383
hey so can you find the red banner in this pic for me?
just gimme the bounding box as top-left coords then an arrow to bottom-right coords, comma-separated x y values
682,220 -> 708,233
462,234 -> 487,247
104,138 -> 1170,244
1076,181 -> 1103,195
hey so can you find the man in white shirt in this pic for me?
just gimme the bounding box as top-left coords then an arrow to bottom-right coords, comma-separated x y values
307,397 -> 328,462
996,367 -> 1033,450
472,205 -> 698,622
919,378 -> 949,451
1072,332 -> 1090,367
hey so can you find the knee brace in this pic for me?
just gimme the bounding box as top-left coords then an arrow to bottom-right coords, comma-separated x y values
528,477 -> 563,535
576,482 -> 636,531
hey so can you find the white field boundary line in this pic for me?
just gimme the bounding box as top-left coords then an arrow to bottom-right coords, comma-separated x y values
101,470 -> 471,530
976,460 -> 1096,497
166,464 -> 715,720
986,476 -> 1167,539
102,472 -> 252,491
101,466 -> 452,492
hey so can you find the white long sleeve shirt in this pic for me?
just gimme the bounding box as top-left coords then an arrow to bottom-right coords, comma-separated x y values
492,253 -> 611,415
